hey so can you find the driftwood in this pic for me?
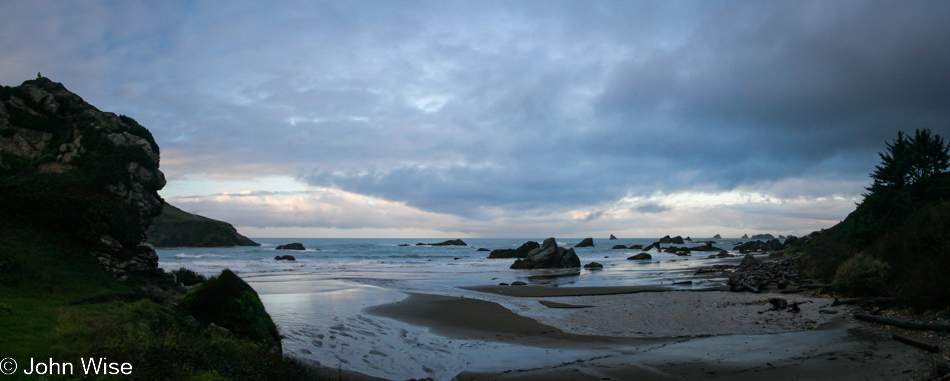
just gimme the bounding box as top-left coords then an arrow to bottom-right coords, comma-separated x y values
831,297 -> 896,306
892,333 -> 940,352
854,313 -> 950,331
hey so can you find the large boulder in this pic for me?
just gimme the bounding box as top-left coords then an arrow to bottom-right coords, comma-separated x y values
510,237 -> 581,269
276,242 -> 305,250
627,253 -> 652,260
179,269 -> 281,350
658,235 -> 673,244
575,237 -> 594,247
671,235 -> 686,244
488,241 -> 540,258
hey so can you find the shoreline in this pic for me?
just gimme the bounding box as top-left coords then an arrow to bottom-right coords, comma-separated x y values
368,285 -> 929,380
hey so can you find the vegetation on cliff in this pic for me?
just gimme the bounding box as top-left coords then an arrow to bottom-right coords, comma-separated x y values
147,203 -> 260,247
800,129 -> 950,310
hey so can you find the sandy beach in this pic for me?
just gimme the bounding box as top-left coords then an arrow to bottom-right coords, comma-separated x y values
370,286 -> 930,380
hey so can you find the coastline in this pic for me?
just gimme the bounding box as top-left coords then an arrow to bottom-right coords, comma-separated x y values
368,286 -> 929,380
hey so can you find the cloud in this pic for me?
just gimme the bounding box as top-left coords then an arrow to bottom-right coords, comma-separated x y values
2,1 -> 949,236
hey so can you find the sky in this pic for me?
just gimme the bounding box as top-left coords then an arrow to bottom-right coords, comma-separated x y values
2,1 -> 949,238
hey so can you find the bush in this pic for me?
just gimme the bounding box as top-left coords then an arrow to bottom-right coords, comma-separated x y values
832,252 -> 891,297
173,267 -> 208,286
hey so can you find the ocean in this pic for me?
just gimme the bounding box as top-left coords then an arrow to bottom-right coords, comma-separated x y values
156,237 -> 739,380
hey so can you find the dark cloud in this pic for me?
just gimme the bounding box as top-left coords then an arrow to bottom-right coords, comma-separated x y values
2,1 -> 949,232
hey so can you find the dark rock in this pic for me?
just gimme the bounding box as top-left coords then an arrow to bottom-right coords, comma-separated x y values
611,245 -> 628,250
783,235 -> 801,248
489,241 -> 540,259
583,262 -> 604,270
739,254 -> 761,268
179,269 -> 281,350
510,237 -> 581,269
627,253 -> 652,260
575,237 -> 594,247
713,234 -> 722,239
510,281 -> 527,286
274,255 -> 296,261
477,248 -> 490,251
499,282 -> 509,286
671,236 -> 686,244
644,242 -> 661,251
750,234 -> 775,240
609,234 -> 618,240
629,244 -> 644,250
276,242 -> 305,250
398,244 -> 410,246
742,234 -> 749,239
685,236 -> 692,241
658,235 -> 673,244
421,239 -> 467,246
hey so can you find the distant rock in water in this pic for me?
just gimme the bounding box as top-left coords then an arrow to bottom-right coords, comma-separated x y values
659,235 -> 673,244
713,234 -> 722,239
477,248 -> 490,252
611,245 -> 628,250
510,237 -> 580,269
276,242 -> 306,250
418,239 -> 467,246
750,234 -> 775,240
489,241 -> 540,258
609,234 -> 618,240
575,237 -> 594,247
742,234 -> 750,239
584,262 -> 604,270
671,235 -> 686,244
274,255 -> 296,261
147,203 -> 260,248
627,253 -> 652,260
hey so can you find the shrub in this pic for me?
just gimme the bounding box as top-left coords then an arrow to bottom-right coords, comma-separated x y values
832,252 -> 891,297
173,267 -> 208,286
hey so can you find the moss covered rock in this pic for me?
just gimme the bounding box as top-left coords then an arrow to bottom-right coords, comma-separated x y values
179,269 -> 280,350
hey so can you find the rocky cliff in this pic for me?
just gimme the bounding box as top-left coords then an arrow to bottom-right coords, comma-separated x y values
147,203 -> 260,247
0,77 -> 167,283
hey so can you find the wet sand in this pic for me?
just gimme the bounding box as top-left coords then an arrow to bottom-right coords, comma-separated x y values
370,287 -> 929,380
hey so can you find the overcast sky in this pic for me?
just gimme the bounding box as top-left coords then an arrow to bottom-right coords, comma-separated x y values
3,1 -> 949,238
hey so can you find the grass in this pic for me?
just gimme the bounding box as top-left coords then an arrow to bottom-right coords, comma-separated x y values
0,220 -> 329,380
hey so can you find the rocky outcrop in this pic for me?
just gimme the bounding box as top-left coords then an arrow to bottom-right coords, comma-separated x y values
488,241 -> 540,258
179,269 -> 281,350
658,235 -> 673,244
510,237 -> 581,269
0,77 -> 168,285
627,253 -> 652,260
750,234 -> 775,240
609,234 -> 618,240
417,239 -> 467,246
713,234 -> 722,239
276,243 -> 306,250
734,239 -> 783,253
584,262 -> 604,270
274,255 -> 296,261
147,203 -> 259,247
611,245 -> 628,250
575,237 -> 594,247
742,234 -> 749,239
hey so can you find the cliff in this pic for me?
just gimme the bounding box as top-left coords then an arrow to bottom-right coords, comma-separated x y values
0,77 -> 166,283
147,203 -> 260,247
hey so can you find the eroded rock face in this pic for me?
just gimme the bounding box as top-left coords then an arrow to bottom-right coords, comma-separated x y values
510,237 -> 581,269
1,77 -> 167,283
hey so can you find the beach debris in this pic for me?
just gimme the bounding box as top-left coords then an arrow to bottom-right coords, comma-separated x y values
892,333 -> 941,352
583,262 -> 604,270
276,242 -> 305,250
274,255 -> 296,261
854,313 -> 950,331
672,280 -> 693,285
510,237 -> 581,269
627,253 -> 652,260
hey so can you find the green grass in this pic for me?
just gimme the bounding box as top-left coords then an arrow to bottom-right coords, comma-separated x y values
0,220 -> 328,380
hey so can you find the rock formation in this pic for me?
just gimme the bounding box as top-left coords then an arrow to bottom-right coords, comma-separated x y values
417,239 -> 467,246
609,234 -> 618,240
750,233 -> 775,240
575,237 -> 594,247
0,77 -> 167,284
627,253 -> 652,260
488,241 -> 540,258
276,243 -> 306,250
713,234 -> 722,239
510,237 -> 581,269
147,203 -> 259,247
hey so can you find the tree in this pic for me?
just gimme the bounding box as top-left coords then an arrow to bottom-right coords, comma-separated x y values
867,128 -> 949,195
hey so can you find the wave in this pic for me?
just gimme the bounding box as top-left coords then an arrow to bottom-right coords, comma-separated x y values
174,253 -> 227,259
